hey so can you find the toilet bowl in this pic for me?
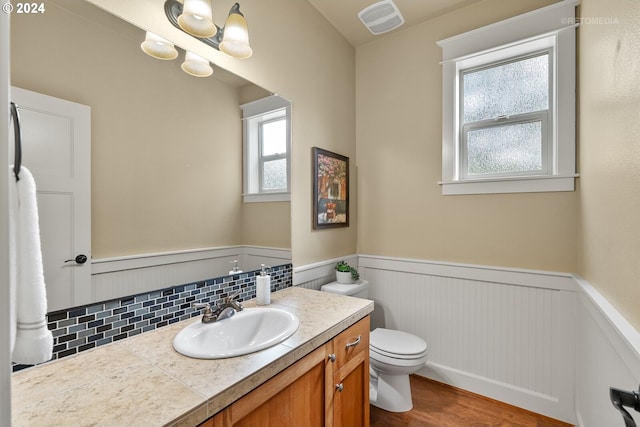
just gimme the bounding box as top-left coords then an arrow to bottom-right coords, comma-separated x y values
321,280 -> 428,413
369,328 -> 428,412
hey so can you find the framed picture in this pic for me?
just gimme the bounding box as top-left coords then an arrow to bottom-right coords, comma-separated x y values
313,147 -> 349,229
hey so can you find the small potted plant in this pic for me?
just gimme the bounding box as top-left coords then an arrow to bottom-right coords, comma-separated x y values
335,260 -> 360,284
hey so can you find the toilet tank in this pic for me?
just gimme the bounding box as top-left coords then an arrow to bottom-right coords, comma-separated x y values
321,280 -> 370,299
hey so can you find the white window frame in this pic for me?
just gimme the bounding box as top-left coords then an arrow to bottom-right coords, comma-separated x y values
437,0 -> 579,195
241,95 -> 291,203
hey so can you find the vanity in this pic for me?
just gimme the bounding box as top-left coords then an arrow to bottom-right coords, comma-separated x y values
11,287 -> 373,426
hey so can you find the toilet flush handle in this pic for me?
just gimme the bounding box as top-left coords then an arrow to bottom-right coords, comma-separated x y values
345,335 -> 361,349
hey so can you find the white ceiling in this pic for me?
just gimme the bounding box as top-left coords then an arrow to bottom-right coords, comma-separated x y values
307,0 -> 484,47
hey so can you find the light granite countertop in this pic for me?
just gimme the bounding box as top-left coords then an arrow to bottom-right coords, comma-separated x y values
12,287 -> 374,426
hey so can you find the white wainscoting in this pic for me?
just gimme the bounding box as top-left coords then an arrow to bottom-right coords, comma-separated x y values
294,254 -> 640,425
358,255 -> 577,424
91,246 -> 291,302
293,255 -> 359,290
574,276 -> 640,427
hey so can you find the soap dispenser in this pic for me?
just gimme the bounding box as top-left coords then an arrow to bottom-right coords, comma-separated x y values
229,260 -> 243,275
256,264 -> 271,305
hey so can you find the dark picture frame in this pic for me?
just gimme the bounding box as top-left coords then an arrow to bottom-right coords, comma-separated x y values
313,147 -> 349,229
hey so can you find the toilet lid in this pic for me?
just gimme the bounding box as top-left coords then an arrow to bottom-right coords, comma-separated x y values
320,280 -> 369,296
370,328 -> 427,357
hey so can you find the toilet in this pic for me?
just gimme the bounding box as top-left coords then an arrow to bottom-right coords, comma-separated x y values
321,279 -> 428,412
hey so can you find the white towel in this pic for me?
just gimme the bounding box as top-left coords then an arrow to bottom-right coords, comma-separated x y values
9,166 -> 53,365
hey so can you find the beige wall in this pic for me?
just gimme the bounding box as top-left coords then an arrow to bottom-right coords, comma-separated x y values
11,1 -> 291,259
579,0 -> 640,329
242,202 -> 291,249
355,0 -> 579,273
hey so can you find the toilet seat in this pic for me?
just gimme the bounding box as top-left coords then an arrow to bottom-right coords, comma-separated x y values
370,347 -> 428,369
370,346 -> 426,362
370,328 -> 427,359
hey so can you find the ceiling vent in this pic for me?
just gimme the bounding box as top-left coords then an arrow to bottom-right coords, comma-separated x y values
358,0 -> 405,35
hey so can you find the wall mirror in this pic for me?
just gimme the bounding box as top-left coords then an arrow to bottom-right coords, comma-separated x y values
10,0 -> 291,312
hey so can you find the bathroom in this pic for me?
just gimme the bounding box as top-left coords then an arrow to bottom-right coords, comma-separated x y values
1,0 -> 640,425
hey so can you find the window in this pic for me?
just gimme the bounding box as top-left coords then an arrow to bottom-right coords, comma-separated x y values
241,95 -> 291,202
461,51 -> 551,179
437,0 -> 578,195
259,116 -> 287,191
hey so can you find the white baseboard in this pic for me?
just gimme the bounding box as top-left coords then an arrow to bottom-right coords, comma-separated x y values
419,361 -> 565,416
294,254 -> 640,425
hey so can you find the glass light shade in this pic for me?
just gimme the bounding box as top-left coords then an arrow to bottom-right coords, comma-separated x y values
181,51 -> 213,77
178,0 -> 217,38
219,12 -> 253,59
140,31 -> 178,60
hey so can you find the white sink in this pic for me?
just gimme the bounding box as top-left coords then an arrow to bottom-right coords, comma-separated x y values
173,307 -> 300,359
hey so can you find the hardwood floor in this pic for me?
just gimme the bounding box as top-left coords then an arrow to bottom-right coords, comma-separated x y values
370,375 -> 573,427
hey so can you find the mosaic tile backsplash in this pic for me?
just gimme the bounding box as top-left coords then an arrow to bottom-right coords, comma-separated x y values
13,264 -> 292,372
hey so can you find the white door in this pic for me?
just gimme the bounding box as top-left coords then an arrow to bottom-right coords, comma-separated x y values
10,86 -> 91,312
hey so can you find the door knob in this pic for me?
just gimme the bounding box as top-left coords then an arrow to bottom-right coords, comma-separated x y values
336,383 -> 344,392
64,254 -> 88,265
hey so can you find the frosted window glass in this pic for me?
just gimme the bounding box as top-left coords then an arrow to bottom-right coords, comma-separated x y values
261,119 -> 286,156
467,121 -> 542,175
262,158 -> 287,190
463,54 -> 549,123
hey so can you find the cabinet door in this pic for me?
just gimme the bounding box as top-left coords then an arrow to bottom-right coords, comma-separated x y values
222,344 -> 331,427
332,316 -> 370,427
333,349 -> 369,427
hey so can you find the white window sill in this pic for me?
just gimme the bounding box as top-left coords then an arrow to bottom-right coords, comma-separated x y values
243,192 -> 291,203
439,174 -> 578,195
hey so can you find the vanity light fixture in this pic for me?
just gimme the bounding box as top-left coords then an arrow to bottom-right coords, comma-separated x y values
181,51 -> 214,77
140,31 -> 179,60
164,0 -> 253,59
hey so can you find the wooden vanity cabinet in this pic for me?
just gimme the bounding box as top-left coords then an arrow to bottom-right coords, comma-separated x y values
200,316 -> 370,427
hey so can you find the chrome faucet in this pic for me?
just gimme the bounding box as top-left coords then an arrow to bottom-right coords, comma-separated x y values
193,290 -> 244,324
